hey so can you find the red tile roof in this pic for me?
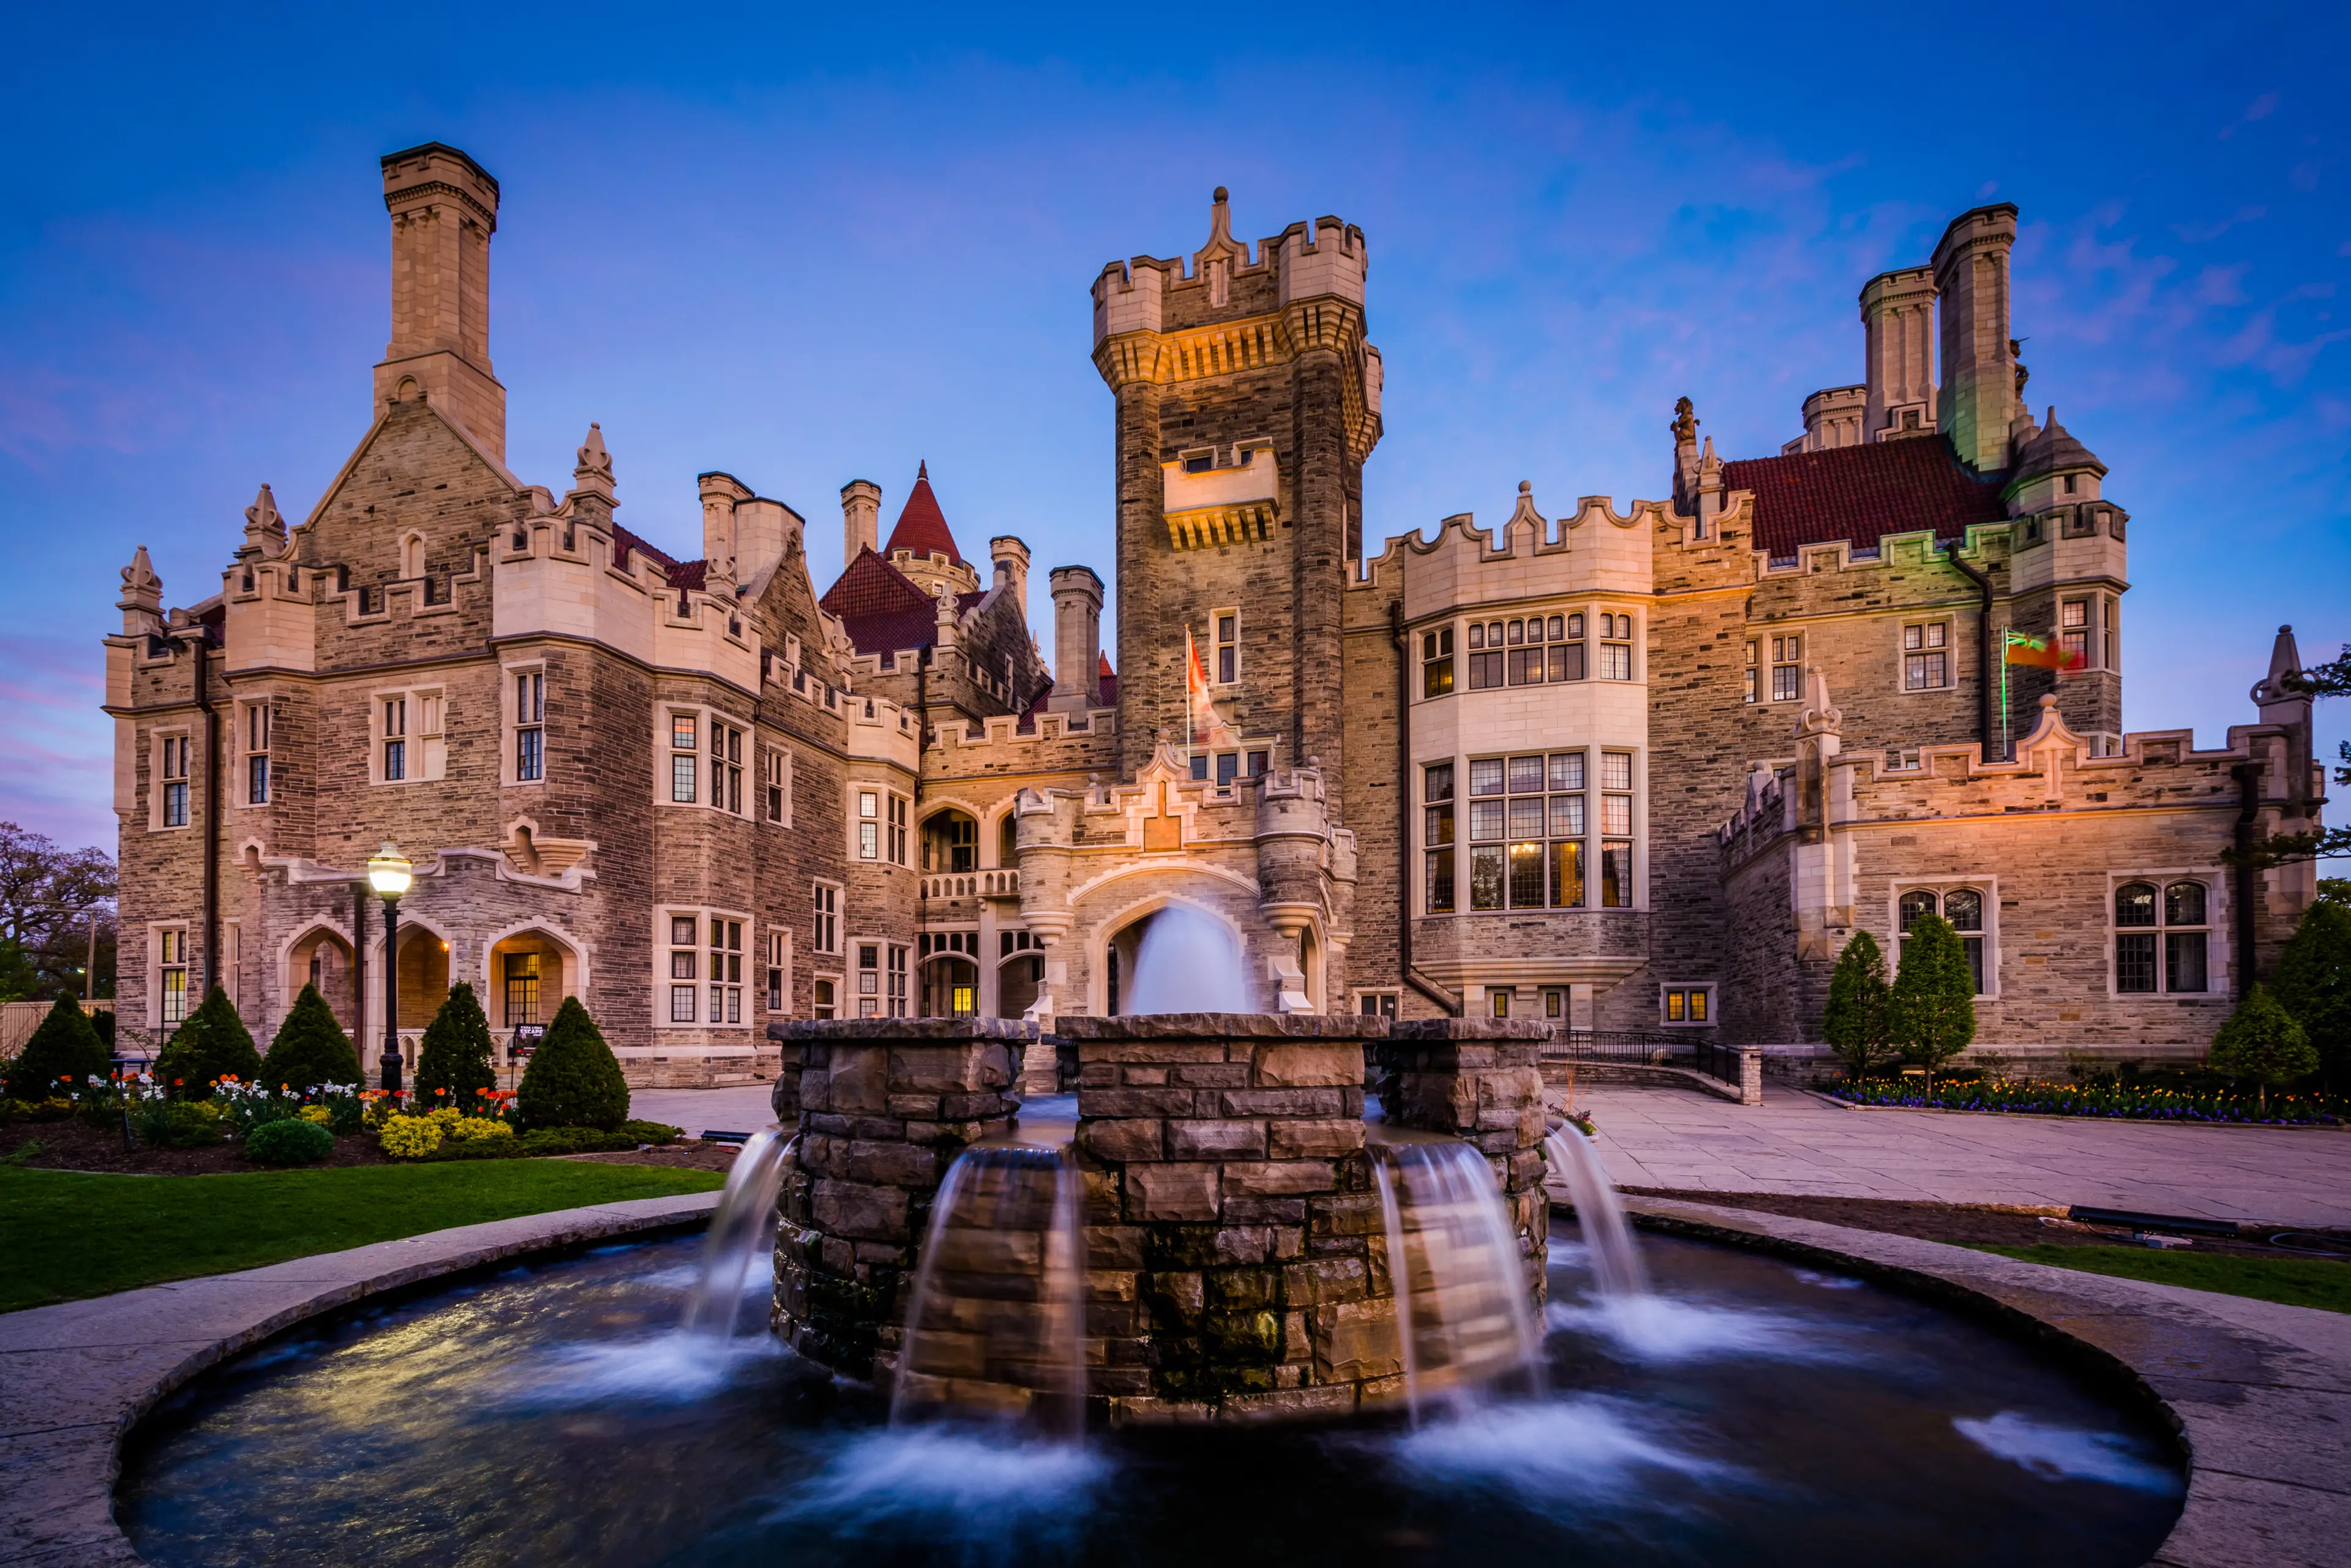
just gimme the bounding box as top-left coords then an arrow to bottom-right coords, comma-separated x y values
612,523 -> 708,589
820,547 -> 940,656
884,462 -> 963,563
1097,650 -> 1119,708
1720,437 -> 2007,560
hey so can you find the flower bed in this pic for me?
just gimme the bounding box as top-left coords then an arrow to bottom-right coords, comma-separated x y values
1825,1076 -> 2347,1125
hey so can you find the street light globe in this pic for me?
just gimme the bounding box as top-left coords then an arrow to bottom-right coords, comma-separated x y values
366,842 -> 413,899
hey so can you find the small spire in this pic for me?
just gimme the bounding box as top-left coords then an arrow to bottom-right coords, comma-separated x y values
242,483 -> 288,558
918,459 -> 928,480
572,422 -> 615,500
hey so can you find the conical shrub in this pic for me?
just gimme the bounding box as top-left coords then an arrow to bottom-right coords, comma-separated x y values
153,986 -> 263,1098
1,994 -> 111,1100
1888,913 -> 1976,1082
415,981 -> 498,1106
2273,901 -> 2351,1093
1822,929 -> 1893,1079
515,995 -> 628,1131
259,983 -> 362,1090
2210,983 -> 2317,1112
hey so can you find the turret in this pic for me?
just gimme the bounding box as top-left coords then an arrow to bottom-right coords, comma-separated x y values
374,143 -> 506,459
989,535 -> 1031,610
1931,204 -> 2020,474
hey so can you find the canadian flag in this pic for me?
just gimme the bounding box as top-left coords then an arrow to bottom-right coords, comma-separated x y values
1185,629 -> 1242,753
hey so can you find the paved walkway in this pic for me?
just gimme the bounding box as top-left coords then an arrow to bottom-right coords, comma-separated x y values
631,1083 -> 779,1139
1575,1083 -> 2351,1226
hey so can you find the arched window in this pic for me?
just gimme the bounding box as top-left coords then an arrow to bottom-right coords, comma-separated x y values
997,811 -> 1018,869
1897,887 -> 1990,996
1897,890 -> 1938,932
2113,880 -> 2208,994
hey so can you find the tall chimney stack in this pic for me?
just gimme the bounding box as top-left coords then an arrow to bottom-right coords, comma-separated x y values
1930,204 -> 2020,473
1046,566 -> 1103,712
1859,266 -> 1937,441
839,479 -> 880,569
375,143 -> 506,460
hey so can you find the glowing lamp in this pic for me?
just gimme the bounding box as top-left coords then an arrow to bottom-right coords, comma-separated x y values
366,844 -> 413,900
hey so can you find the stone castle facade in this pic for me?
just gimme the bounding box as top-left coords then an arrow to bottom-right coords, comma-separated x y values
105,144 -> 2327,1085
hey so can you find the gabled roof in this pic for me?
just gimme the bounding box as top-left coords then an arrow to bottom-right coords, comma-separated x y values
820,546 -> 941,656
1719,437 -> 2007,559
884,462 -> 963,563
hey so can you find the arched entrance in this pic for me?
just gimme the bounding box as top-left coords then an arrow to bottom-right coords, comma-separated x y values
482,927 -> 581,1032
920,955 -> 979,1018
1093,898 -> 1251,1016
997,951 -> 1043,1019
285,925 -> 358,1034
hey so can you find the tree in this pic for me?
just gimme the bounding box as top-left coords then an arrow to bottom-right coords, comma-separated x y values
0,822 -> 118,999
515,996 -> 629,1130
414,981 -> 498,1105
259,983 -> 363,1090
2229,644 -> 2351,872
1822,930 -> 1895,1079
1,994 -> 111,1101
2208,984 -> 2318,1112
2271,902 -> 2351,1095
153,986 -> 263,1097
1888,913 -> 1976,1087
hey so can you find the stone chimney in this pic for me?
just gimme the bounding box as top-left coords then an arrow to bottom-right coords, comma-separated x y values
1930,204 -> 2020,474
1046,566 -> 1103,712
699,471 -> 751,579
1861,265 -> 1937,441
375,143 -> 506,460
840,479 -> 880,567
990,535 -> 1032,610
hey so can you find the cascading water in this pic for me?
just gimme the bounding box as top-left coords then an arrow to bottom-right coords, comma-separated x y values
1543,1126 -> 1649,1300
891,1143 -> 1086,1435
1373,1140 -> 1545,1422
1122,903 -> 1252,1013
683,1130 -> 795,1339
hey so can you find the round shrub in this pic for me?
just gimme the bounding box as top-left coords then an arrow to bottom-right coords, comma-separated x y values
516,997 -> 629,1131
244,1116 -> 334,1167
1,995 -> 111,1102
378,1113 -> 444,1158
259,983 -> 362,1092
414,982 -> 498,1106
297,1105 -> 332,1126
446,1115 -> 512,1142
153,987 -> 263,1098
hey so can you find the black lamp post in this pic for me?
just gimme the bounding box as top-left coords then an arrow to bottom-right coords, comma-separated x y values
366,843 -> 413,1093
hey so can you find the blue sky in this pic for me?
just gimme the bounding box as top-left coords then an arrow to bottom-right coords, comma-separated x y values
2,2 -> 2344,852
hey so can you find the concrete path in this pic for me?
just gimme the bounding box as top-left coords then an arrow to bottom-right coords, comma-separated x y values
631,1082 -> 779,1138
1577,1083 -> 2351,1226
0,1191 -> 719,1567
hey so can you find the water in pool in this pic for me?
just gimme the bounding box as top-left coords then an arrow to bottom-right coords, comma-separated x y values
118,1222 -> 2184,1567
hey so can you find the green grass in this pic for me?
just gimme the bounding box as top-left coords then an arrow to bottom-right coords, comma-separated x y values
0,1161 -> 724,1313
1971,1243 -> 2351,1315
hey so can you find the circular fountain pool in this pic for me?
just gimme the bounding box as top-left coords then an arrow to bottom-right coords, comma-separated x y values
118,1221 -> 2184,1567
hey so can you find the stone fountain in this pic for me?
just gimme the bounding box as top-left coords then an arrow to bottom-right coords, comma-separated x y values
768,1011 -> 1551,1422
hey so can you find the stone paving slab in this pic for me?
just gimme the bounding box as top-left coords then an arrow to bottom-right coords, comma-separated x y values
1574,1084 -> 2351,1225
630,1083 -> 780,1138
1620,1194 -> 2351,1568
0,1191 -> 721,1566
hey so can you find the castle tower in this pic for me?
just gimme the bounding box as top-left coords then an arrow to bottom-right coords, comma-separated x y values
374,143 -> 506,460
1092,187 -> 1382,781
1931,204 -> 2020,475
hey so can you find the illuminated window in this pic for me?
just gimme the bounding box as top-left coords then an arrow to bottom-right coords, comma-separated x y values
670,713 -> 697,803
1662,986 -> 1712,1025
1422,626 -> 1454,698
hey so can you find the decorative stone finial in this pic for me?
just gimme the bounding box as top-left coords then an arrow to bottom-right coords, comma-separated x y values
1795,665 -> 1843,740
1670,397 -> 1699,444
242,484 -> 287,557
118,544 -> 163,635
572,422 -> 615,501
1213,185 -> 1229,203
1518,480 -> 1531,494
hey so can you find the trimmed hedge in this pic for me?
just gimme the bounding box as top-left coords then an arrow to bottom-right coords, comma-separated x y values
259,984 -> 363,1090
515,997 -> 629,1131
154,987 -> 263,1097
244,1117 -> 336,1167
1,996 -> 111,1101
415,981 -> 498,1105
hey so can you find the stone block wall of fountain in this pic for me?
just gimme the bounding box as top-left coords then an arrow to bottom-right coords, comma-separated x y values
1059,1013 -> 1392,1421
1382,1018 -> 1555,1299
768,1011 -> 1553,1424
769,1018 -> 1029,1378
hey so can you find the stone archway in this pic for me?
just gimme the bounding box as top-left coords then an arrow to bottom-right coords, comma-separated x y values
282,923 -> 358,1036
480,925 -> 587,1038
919,953 -> 980,1018
1088,892 -> 1253,1016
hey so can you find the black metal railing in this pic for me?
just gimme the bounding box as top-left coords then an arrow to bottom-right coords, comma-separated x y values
1543,1030 -> 1690,1065
1690,1040 -> 1742,1087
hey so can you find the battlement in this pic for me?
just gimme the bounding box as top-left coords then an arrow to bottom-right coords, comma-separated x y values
1354,484 -> 1668,614
1092,191 -> 1368,347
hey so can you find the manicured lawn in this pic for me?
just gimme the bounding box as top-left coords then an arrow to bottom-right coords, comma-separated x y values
0,1161 -> 724,1313
1972,1243 -> 2351,1315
